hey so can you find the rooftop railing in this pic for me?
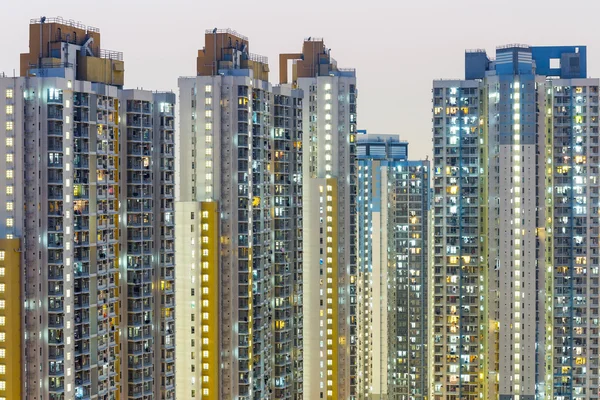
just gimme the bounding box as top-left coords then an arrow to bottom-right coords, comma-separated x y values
30,16 -> 100,33
205,28 -> 248,41
100,49 -> 123,61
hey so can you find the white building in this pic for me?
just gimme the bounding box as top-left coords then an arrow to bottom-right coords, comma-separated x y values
0,17 -> 175,400
432,44 -> 599,400
280,38 -> 358,400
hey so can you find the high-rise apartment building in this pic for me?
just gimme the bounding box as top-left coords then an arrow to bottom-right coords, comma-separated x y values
0,17 -> 175,400
433,44 -> 598,400
280,39 -> 358,400
176,29 -> 303,400
176,30 -> 357,400
543,70 -> 600,400
356,134 -> 429,400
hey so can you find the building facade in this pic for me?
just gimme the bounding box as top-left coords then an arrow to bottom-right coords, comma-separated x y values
176,29 -> 305,400
433,44 -> 599,400
280,39 -> 358,400
176,31 -> 357,400
0,17 -> 175,400
356,134 -> 429,400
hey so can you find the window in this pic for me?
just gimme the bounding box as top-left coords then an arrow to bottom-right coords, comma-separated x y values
5,138 -> 12,147
0,381 -> 5,390
5,89 -> 13,99
5,187 -> 11,195
0,300 -> 4,309
205,98 -> 212,105
205,85 -> 212,93
2,202 -> 8,211
5,154 -> 12,163
205,122 -> 212,130
5,219 -> 12,228
0,285 -> 4,293
0,318 -> 4,327
205,110 -> 212,118
0,268 -> 4,277
0,251 -> 4,260
5,122 -> 12,131
0,333 -> 5,342
5,105 -> 13,115
5,170 -> 12,179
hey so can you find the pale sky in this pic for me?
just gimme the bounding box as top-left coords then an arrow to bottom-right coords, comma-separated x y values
2,0 -> 600,160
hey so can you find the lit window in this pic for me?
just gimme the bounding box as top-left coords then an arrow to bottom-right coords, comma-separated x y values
5,154 -> 12,163
5,219 -> 12,228
5,89 -> 13,99
205,122 -> 212,130
0,381 -> 5,390
205,160 -> 212,168
205,98 -> 212,105
5,122 -> 12,131
0,365 -> 3,375
5,105 -> 13,115
205,136 -> 212,143
5,187 -> 11,195
5,170 -> 12,179
0,318 -> 4,326
0,268 -> 4,277
205,85 -> 212,93
0,300 -> 4,309
0,285 -> 4,293
0,333 -> 4,342
205,110 -> 212,118
205,148 -> 212,156
5,138 -> 12,147
0,252 -> 4,260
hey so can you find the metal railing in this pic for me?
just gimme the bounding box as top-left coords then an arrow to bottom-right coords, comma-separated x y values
100,49 -> 123,61
30,16 -> 100,33
246,53 -> 268,64
205,28 -> 248,41
497,43 -> 530,50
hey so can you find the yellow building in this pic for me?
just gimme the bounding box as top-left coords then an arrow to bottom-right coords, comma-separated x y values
0,238 -> 21,400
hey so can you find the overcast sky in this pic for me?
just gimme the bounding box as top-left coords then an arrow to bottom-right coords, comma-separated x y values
2,0 -> 600,160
